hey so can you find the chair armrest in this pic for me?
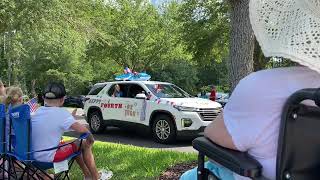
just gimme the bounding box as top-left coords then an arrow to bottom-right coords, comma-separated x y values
79,132 -> 90,139
28,133 -> 89,154
193,137 -> 262,178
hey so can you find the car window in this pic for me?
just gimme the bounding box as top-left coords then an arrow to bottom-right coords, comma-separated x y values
145,84 -> 191,98
127,84 -> 146,98
108,84 -> 127,97
88,84 -> 107,95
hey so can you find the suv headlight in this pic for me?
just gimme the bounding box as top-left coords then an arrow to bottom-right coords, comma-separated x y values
173,105 -> 198,112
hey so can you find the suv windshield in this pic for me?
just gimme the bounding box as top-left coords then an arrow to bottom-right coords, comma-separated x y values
146,84 -> 191,98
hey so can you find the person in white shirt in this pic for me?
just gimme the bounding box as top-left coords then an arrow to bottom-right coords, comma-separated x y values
181,66 -> 320,180
182,0 -> 320,178
32,82 -> 112,180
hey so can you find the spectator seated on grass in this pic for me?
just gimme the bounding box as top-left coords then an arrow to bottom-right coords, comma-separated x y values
32,82 -> 112,180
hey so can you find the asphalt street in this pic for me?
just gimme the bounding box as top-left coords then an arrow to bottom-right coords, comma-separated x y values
65,108 -> 196,153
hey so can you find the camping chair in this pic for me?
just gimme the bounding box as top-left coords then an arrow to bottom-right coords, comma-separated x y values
7,104 -> 89,180
0,103 -> 10,179
193,88 -> 320,180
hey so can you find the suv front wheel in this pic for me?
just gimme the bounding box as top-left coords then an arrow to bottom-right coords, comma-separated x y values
152,114 -> 176,144
88,111 -> 106,134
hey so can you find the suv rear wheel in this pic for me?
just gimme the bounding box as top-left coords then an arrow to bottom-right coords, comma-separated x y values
88,111 -> 105,134
152,114 -> 176,144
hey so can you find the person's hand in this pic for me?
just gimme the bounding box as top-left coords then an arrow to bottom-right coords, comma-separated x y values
72,108 -> 77,117
87,133 -> 95,145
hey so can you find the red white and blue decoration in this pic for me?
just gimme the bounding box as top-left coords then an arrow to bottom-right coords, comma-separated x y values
115,67 -> 151,81
27,97 -> 38,113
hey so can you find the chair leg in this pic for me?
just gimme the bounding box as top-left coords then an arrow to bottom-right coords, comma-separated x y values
11,160 -> 18,180
26,166 -> 30,180
8,157 -> 12,180
1,156 -> 5,180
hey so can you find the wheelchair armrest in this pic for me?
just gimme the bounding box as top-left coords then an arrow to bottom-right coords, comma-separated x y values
193,137 -> 262,178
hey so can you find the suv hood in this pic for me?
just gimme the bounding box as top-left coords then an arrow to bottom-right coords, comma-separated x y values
161,98 -> 222,109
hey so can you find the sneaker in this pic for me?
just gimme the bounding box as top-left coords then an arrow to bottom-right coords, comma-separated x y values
98,169 -> 113,180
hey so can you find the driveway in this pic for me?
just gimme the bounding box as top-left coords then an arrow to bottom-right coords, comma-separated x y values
65,108 -> 196,153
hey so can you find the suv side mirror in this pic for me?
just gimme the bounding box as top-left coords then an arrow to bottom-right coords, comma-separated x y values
136,93 -> 147,99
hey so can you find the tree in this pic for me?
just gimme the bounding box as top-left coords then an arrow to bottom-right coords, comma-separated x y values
0,0 -> 234,95
228,0 -> 255,91
0,0 -> 108,95
178,0 -> 230,90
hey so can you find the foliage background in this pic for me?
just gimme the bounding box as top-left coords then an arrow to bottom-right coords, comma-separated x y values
0,0 -> 231,96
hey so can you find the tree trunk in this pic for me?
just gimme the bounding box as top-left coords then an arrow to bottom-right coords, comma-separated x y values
253,39 -> 268,71
31,79 -> 36,98
228,0 -> 255,92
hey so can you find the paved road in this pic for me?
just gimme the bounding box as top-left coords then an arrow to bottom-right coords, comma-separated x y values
65,108 -> 196,153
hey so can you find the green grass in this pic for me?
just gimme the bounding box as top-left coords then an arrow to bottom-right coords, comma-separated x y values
65,138 -> 197,180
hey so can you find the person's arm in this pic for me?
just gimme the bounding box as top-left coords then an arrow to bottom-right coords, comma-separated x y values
204,113 -> 237,150
70,122 -> 95,145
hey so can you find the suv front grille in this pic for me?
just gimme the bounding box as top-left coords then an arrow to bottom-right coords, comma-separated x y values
197,108 -> 222,121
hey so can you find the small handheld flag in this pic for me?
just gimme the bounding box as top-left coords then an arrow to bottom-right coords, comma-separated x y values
27,97 -> 38,113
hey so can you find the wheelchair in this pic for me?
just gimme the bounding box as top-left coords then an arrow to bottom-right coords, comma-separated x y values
193,88 -> 320,180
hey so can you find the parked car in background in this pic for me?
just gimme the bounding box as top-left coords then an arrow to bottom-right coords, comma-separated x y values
197,92 -> 229,107
216,92 -> 229,107
63,95 -> 85,108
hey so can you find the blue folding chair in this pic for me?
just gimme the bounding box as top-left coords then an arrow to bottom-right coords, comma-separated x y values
8,104 -> 89,180
0,104 -> 8,179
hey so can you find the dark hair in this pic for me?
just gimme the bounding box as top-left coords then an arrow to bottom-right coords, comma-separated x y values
43,82 -> 66,99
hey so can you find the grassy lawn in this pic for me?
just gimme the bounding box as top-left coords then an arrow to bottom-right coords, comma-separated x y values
66,139 -> 197,180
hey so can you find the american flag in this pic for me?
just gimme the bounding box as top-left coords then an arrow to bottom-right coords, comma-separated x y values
27,97 -> 38,113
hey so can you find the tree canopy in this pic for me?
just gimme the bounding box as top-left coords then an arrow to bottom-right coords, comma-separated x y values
0,0 -> 231,96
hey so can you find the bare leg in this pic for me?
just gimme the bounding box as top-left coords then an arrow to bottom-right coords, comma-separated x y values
75,154 -> 91,177
80,140 -> 99,180
63,140 -> 94,179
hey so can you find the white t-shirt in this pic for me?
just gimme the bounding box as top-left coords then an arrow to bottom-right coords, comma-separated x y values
224,67 -> 320,180
31,106 -> 75,162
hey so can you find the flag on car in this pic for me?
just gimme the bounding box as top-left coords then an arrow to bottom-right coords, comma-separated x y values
27,97 -> 38,113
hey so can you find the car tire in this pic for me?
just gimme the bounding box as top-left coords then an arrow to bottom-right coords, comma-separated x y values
152,114 -> 176,144
88,111 -> 105,134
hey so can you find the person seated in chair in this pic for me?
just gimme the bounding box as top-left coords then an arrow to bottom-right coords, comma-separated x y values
112,84 -> 123,97
181,0 -> 320,179
181,66 -> 320,180
31,82 -> 112,180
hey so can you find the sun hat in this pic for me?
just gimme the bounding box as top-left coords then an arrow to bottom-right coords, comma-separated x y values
43,82 -> 66,99
249,0 -> 320,72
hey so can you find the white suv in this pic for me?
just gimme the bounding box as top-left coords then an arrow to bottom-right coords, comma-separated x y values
84,81 -> 222,143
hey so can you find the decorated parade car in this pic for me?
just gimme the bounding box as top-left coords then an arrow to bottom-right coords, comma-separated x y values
83,69 -> 222,143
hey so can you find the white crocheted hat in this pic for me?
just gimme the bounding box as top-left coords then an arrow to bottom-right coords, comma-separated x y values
249,0 -> 320,72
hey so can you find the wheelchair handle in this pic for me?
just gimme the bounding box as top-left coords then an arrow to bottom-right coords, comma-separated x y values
287,88 -> 320,107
